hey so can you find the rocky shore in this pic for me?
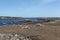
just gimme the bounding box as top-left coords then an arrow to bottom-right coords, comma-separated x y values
0,32 -> 32,40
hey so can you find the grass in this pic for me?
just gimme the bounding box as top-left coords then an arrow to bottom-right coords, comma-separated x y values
0,22 -> 60,40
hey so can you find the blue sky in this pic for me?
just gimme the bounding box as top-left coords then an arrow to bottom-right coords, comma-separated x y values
0,0 -> 60,17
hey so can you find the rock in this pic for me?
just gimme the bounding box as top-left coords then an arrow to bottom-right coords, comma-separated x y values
0,33 -> 32,40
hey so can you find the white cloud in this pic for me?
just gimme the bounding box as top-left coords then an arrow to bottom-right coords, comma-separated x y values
42,0 -> 56,3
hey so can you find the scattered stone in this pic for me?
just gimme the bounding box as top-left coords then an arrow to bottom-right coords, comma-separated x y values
0,33 -> 32,40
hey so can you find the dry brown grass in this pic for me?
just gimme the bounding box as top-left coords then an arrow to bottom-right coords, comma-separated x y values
43,20 -> 60,26
0,24 -> 60,40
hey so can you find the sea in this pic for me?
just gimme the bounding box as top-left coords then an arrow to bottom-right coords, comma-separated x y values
0,18 -> 46,26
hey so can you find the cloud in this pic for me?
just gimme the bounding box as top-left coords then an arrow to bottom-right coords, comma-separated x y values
42,0 -> 56,3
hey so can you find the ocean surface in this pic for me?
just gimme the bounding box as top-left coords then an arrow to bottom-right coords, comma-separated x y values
0,20 -> 23,26
0,18 -> 46,26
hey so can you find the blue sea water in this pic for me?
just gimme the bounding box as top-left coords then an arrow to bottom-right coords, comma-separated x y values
0,20 -> 23,26
0,18 -> 47,26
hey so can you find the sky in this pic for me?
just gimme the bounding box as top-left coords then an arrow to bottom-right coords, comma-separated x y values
0,0 -> 60,17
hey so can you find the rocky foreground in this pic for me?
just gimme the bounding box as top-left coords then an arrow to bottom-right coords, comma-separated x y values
0,33 -> 32,40
0,24 -> 41,40
0,23 -> 60,40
